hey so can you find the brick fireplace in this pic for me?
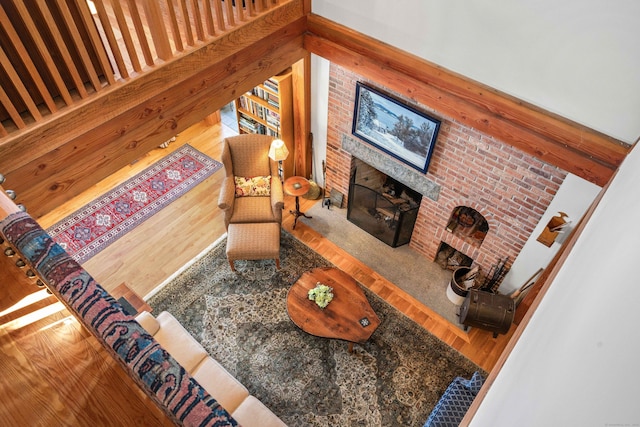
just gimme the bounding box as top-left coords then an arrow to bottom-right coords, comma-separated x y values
324,64 -> 567,273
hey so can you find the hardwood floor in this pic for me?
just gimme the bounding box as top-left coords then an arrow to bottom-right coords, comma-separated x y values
37,118 -> 513,373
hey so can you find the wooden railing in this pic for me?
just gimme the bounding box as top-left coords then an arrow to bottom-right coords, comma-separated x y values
0,0 -> 284,137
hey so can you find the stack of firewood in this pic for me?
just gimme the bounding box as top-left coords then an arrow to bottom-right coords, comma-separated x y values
459,266 -> 480,290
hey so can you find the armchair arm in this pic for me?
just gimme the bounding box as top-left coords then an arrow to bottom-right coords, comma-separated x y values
270,176 -> 284,223
218,176 -> 236,211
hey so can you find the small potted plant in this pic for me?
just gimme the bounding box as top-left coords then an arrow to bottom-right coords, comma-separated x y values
308,282 -> 334,309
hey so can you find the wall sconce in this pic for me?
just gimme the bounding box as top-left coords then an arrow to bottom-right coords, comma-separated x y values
268,138 -> 289,182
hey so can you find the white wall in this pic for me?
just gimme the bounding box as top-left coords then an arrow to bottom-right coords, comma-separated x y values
310,54 -> 330,188
499,173 -> 600,295
470,143 -> 640,426
312,0 -> 640,144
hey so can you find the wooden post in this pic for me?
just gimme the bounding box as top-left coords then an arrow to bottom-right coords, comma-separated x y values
291,55 -> 311,178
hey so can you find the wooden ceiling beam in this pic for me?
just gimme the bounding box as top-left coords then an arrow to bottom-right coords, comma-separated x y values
304,14 -> 630,187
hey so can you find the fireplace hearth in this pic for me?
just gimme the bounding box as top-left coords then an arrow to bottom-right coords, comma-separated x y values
347,159 -> 422,247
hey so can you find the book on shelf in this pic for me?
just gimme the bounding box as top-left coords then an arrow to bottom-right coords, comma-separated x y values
266,110 -> 280,127
266,127 -> 277,137
238,117 -> 258,132
238,96 -> 248,111
263,79 -> 279,93
252,87 -> 264,99
251,87 -> 279,106
239,113 -> 269,134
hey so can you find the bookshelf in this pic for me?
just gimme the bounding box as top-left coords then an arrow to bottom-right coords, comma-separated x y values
235,68 -> 295,178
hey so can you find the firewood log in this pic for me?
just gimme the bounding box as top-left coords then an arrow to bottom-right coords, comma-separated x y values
461,266 -> 479,282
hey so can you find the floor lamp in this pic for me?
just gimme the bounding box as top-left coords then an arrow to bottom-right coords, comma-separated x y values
268,138 -> 289,183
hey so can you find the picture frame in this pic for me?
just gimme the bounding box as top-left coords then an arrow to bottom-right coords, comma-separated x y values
352,82 -> 441,174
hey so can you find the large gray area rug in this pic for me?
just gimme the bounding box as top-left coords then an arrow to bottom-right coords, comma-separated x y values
148,232 -> 482,426
299,203 -> 462,327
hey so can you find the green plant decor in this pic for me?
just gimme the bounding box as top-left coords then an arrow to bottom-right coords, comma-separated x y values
308,282 -> 334,308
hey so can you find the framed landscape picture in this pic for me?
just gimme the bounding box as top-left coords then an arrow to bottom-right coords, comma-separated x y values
352,82 -> 441,173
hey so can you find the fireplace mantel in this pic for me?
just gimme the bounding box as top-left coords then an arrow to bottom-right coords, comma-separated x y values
342,135 -> 441,201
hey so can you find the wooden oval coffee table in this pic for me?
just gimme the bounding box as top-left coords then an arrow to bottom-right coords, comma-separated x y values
286,267 -> 381,352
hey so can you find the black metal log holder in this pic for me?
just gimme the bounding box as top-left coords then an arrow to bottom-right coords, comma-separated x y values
480,256 -> 510,293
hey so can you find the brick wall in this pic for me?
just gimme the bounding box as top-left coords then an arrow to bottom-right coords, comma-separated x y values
325,63 -> 567,272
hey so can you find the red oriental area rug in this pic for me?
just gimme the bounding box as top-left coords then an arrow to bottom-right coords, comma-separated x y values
47,144 -> 222,263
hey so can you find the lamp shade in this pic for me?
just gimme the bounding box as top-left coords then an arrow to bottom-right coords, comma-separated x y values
268,139 -> 289,161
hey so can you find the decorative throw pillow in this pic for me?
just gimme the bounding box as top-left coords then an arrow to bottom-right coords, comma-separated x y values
235,175 -> 271,197
422,372 -> 485,427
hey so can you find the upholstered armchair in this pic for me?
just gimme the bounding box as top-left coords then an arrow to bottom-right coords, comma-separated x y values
217,134 -> 284,230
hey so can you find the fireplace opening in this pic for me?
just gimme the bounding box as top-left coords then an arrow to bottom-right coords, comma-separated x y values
347,159 -> 422,247
445,206 -> 489,245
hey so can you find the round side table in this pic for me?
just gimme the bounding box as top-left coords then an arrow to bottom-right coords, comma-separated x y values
284,176 -> 312,229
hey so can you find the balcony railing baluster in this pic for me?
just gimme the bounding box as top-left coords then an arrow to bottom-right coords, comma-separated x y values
0,0 -> 284,138
126,0 -> 155,67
